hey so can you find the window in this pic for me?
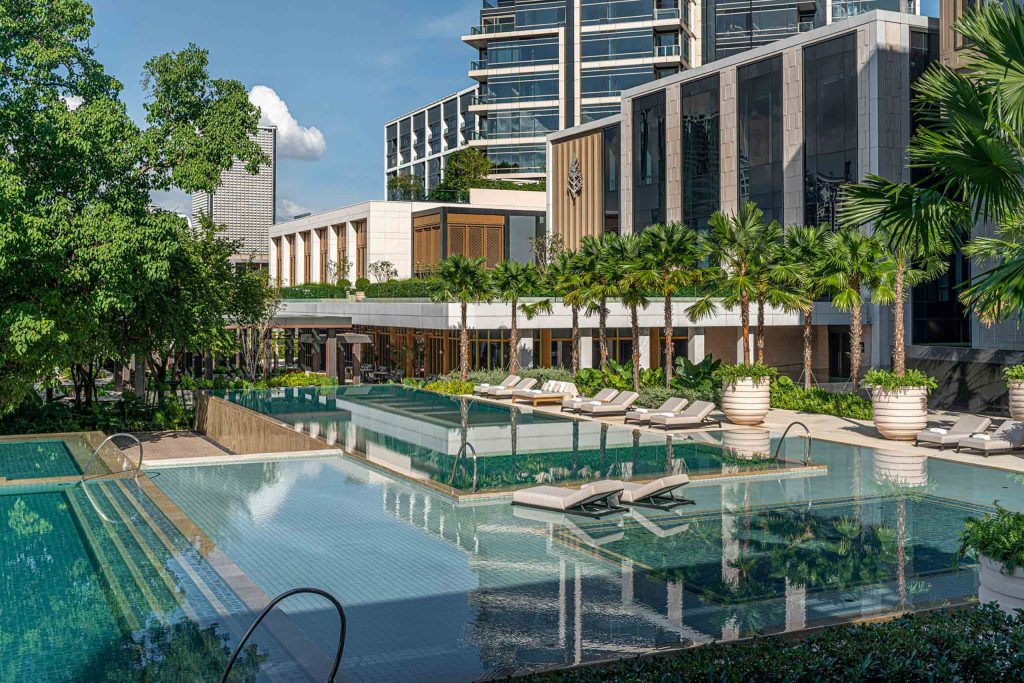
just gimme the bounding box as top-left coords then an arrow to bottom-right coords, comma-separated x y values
386,124 -> 398,169
317,227 -> 329,283
582,28 -> 654,62
508,214 -> 545,264
302,231 -> 312,284
487,143 -> 546,175
428,106 -> 441,156
413,112 -> 425,159
581,103 -> 621,122
803,33 -> 858,227
912,252 -> 971,346
682,74 -> 720,234
632,90 -> 666,232
354,221 -> 367,280
582,0 -> 660,24
485,107 -> 560,139
336,224 -> 347,281
443,100 -> 458,150
485,73 -> 560,104
399,119 -> 411,165
604,125 -> 621,234
488,37 -> 560,68
738,56 -> 784,224
581,65 -> 657,98
428,158 -> 441,190
514,1 -> 565,28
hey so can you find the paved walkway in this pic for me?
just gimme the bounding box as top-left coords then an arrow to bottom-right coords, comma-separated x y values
111,431 -> 229,465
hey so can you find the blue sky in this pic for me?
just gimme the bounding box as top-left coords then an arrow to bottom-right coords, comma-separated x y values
89,0 -> 481,218
90,0 -> 940,218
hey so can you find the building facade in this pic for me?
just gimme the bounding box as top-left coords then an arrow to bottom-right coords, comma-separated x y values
192,126 -> 277,263
384,86 -> 480,199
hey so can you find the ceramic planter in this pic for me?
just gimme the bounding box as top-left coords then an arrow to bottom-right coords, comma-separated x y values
871,387 -> 928,441
872,450 -> 928,488
1009,380 -> 1024,420
721,378 -> 771,426
978,555 -> 1024,615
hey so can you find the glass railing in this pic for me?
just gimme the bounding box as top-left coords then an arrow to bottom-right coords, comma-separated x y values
472,95 -> 487,105
655,44 -> 681,57
799,20 -> 815,32
654,7 -> 680,19
471,59 -> 488,70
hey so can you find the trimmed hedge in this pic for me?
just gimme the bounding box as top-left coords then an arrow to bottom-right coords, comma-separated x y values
770,376 -> 873,420
520,605 -> 1024,682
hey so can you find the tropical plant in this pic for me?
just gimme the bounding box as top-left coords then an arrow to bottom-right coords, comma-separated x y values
862,368 -> 938,393
491,260 -> 544,375
956,504 -> 1024,574
607,234 -> 648,391
782,225 -> 830,390
577,234 -> 620,369
688,203 -> 773,365
634,223 -> 705,385
714,363 -> 778,387
428,255 -> 493,381
574,360 -> 664,396
367,260 -> 399,283
770,376 -> 873,420
751,220 -> 806,364
821,225 -> 893,392
1005,365 -> 1024,384
671,354 -> 721,398
546,251 -> 587,374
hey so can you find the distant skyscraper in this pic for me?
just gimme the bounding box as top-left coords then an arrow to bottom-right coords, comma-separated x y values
192,126 -> 277,263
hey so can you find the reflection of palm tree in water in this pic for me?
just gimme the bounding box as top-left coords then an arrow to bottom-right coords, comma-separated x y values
897,497 -> 907,610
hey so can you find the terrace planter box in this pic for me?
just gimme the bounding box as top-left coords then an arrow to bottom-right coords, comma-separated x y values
978,555 -> 1024,615
721,378 -> 771,426
871,387 -> 927,441
1009,380 -> 1024,420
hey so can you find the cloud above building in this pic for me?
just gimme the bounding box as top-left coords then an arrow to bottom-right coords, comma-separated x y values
276,197 -> 311,221
249,86 -> 326,161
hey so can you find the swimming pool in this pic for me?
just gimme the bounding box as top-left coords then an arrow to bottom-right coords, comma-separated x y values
0,434 -> 101,480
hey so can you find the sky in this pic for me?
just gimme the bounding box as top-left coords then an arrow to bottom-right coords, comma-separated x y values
88,0 -> 482,219
89,0 -> 940,220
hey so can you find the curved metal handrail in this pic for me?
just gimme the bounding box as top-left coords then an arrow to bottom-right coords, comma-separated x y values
773,421 -> 812,465
448,441 -> 478,490
220,587 -> 346,683
78,433 -> 144,525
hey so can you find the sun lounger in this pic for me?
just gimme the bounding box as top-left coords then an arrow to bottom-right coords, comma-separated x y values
616,474 -> 693,510
649,401 -> 720,430
474,375 -> 519,396
915,414 -> 992,450
487,377 -> 537,398
511,480 -> 626,518
956,420 -> 1024,455
562,388 -> 618,413
515,381 -> 579,406
625,397 -> 689,425
579,391 -> 640,417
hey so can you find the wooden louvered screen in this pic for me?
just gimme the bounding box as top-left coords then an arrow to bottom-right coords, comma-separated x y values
354,220 -> 367,280
273,238 -> 282,286
317,228 -> 328,282
446,213 -> 505,268
413,215 -> 442,276
335,224 -> 347,280
303,231 -> 312,284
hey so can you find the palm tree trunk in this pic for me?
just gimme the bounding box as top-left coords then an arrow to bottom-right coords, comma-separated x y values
802,307 -> 814,391
460,302 -> 470,382
850,277 -> 863,392
664,294 -> 673,387
509,297 -> 519,375
599,296 -> 609,369
892,257 -> 906,376
756,296 -> 766,365
740,292 -> 751,365
571,304 -> 580,374
631,305 -> 641,392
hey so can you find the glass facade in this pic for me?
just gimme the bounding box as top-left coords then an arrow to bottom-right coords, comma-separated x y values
386,124 -> 398,169
604,124 -> 621,233
428,158 -> 441,190
487,37 -> 560,68
682,74 -> 720,234
632,90 -> 666,232
488,143 -> 546,175
803,33 -> 858,227
485,107 -> 560,138
582,0 -> 675,23
485,73 -> 560,104
737,56 -> 784,224
702,0 -> 819,63
581,103 -> 622,122
413,112 -> 425,159
912,253 -> 971,346
582,28 -> 655,61
443,100 -> 458,150
581,65 -> 658,98
508,214 -> 547,263
427,107 -> 441,156
399,119 -> 411,166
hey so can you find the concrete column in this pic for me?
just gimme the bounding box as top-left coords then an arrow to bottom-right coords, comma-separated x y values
579,334 -> 594,369
687,326 -> 706,362
665,84 -> 682,223
719,66 -> 739,215
269,238 -> 279,285
517,336 -> 534,370
311,229 -> 322,284
782,47 -> 805,226
295,233 -> 306,285
281,237 -> 292,286
638,333 -> 651,368
326,330 -> 338,380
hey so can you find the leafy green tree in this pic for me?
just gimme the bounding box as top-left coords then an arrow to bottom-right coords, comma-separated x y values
822,226 -> 893,391
491,260 -> 542,375
429,148 -> 492,200
227,268 -> 282,383
0,1 -> 266,413
429,255 -> 492,381
546,251 -> 587,374
634,223 -> 705,386
387,173 -> 424,201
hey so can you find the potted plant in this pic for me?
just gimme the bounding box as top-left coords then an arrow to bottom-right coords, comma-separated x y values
863,368 -> 937,441
1004,365 -> 1024,419
715,363 -> 776,426
354,277 -> 371,302
956,505 -> 1024,615
337,278 -> 353,301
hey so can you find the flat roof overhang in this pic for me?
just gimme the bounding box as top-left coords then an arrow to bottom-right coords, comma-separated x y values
269,314 -> 354,329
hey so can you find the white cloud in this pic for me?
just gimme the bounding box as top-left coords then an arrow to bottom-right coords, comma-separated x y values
276,197 -> 311,221
248,86 -> 326,161
150,189 -> 191,216
63,95 -> 83,110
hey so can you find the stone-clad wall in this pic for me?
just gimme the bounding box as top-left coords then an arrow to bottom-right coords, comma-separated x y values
194,393 -> 326,455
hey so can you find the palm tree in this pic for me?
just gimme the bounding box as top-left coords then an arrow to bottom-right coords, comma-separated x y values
546,251 -> 586,373
751,219 -> 806,364
821,226 -> 892,392
491,260 -> 541,375
606,234 -> 649,391
688,202 -> 768,365
578,234 -> 620,370
782,226 -> 830,390
428,255 -> 492,381
634,223 -> 704,385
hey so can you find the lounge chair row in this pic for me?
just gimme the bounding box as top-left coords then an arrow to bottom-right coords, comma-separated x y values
511,474 -> 693,518
916,415 -> 1024,455
563,390 -> 720,430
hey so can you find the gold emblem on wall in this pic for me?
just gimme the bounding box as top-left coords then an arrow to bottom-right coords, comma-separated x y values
567,156 -> 583,201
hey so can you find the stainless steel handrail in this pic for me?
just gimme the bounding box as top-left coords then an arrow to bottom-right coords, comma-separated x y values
220,587 -> 346,683
448,441 -> 478,490
78,433 -> 144,525
773,421 -> 812,465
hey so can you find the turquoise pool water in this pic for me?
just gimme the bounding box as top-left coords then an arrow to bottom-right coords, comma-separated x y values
0,439 -> 81,479
217,387 -> 796,494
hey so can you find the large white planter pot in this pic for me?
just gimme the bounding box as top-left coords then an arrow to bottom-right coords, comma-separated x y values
721,428 -> 772,461
978,555 -> 1024,615
1009,381 -> 1024,420
871,387 -> 928,441
721,379 -> 771,426
873,450 -> 928,488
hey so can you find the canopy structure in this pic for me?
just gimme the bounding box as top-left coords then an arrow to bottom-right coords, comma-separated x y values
270,313 -> 353,329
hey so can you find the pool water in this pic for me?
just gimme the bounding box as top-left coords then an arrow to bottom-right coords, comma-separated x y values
0,440 -> 82,479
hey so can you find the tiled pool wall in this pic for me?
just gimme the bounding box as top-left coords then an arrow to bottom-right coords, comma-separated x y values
0,432 -> 109,481
195,392 -> 329,455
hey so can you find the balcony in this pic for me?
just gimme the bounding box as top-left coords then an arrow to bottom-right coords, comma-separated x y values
798,20 -> 815,32
654,7 -> 680,20
655,44 -> 681,57
470,22 -> 516,35
471,59 -> 489,71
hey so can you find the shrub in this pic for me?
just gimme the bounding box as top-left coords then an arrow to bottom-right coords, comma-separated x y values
337,278 -> 352,290
423,379 -> 474,395
355,277 -> 371,291
574,360 -> 663,396
264,371 -> 337,388
671,355 -> 722,403
636,386 -> 674,410
0,394 -> 193,435
770,376 -> 873,420
363,278 -> 434,299
957,504 -> 1024,573
279,283 -> 349,300
715,363 -> 777,387
863,368 -> 938,393
522,605 -> 1024,682
1005,364 -> 1024,384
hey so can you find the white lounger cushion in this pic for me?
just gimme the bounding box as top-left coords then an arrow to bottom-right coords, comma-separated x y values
512,480 -> 624,511
618,474 -> 690,503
